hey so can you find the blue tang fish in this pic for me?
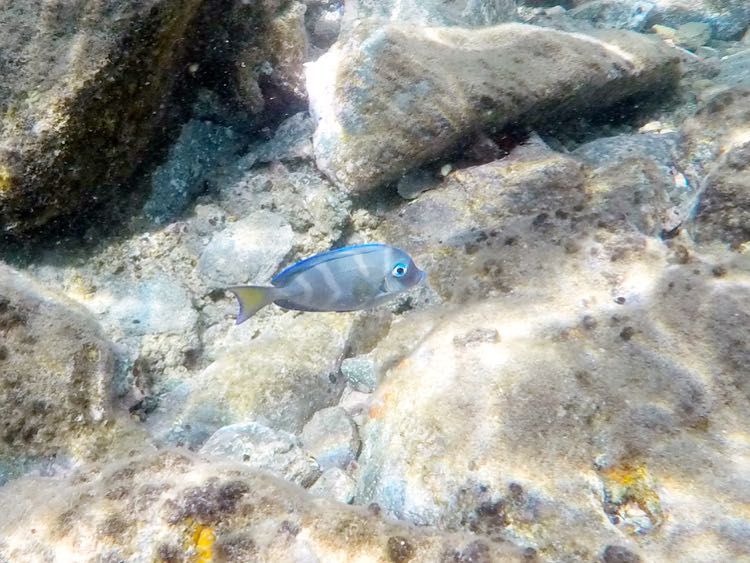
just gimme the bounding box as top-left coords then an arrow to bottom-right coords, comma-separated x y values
227,243 -> 426,324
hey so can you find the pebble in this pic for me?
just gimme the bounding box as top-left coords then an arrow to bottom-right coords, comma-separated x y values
341,355 -> 378,393
307,467 -> 356,503
199,421 -> 320,487
675,22 -> 712,50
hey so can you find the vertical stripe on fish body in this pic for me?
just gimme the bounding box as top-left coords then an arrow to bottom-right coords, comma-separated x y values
227,243 -> 426,324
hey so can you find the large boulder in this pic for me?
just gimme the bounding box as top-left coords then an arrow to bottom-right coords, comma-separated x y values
0,0 -> 204,234
353,248 -> 750,561
306,22 -> 680,193
646,0 -> 750,41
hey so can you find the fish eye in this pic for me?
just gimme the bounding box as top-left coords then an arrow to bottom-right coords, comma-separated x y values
392,262 -> 408,278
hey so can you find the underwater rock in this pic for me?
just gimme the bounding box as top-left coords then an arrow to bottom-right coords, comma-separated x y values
644,0 -> 750,41
680,87 -> 750,245
301,406 -> 360,470
212,160 -> 351,246
568,0 -> 655,32
342,0 -> 517,29
693,139 -> 750,247
353,253 -> 750,560
341,354 -> 378,392
572,131 -> 694,236
144,120 -> 242,225
197,211 -> 294,287
306,21 -> 680,194
0,264 -> 134,463
248,112 -> 315,164
148,313 -> 353,447
305,1 -> 344,49
0,0 -> 204,234
308,467 -> 357,503
0,450 -> 526,561
716,49 -> 750,88
396,169 -> 440,200
377,139 -> 586,301
87,274 -> 199,337
680,87 -> 750,177
674,22 -> 712,50
200,421 -> 320,486
231,1 -> 310,117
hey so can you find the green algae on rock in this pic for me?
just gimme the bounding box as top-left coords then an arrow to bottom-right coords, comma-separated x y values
306,21 -> 681,193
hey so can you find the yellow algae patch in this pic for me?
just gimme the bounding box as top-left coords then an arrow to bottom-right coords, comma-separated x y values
0,165 -> 14,194
66,273 -> 97,301
599,461 -> 664,535
187,524 -> 216,563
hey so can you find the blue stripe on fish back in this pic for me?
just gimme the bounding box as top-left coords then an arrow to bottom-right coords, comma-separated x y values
271,243 -> 389,285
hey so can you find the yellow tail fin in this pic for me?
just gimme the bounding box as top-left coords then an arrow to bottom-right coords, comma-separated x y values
226,286 -> 276,324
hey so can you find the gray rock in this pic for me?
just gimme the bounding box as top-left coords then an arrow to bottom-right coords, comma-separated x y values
306,22 -> 680,193
693,139 -> 750,247
717,49 -> 750,87
304,0 -> 345,49
338,386 -> 373,415
397,169 -> 440,200
197,211 -> 294,286
674,21 -> 712,50
377,139 -> 586,301
144,120 -> 241,224
644,0 -> 750,41
680,87 -> 750,244
250,112 -> 315,164
308,467 -> 356,503
353,255 -> 750,558
231,0 -> 309,118
343,0 -> 517,29
200,422 -> 320,486
572,132 -> 696,236
569,0 -> 654,32
341,355 -> 378,392
573,132 -> 682,169
211,161 -> 351,246
301,407 -> 360,470
88,275 -> 198,337
0,450 -> 526,561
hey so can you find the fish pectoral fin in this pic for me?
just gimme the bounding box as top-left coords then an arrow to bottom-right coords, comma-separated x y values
226,286 -> 277,325
377,277 -> 390,296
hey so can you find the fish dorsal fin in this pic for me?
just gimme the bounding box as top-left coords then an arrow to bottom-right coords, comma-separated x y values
271,243 -> 387,286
